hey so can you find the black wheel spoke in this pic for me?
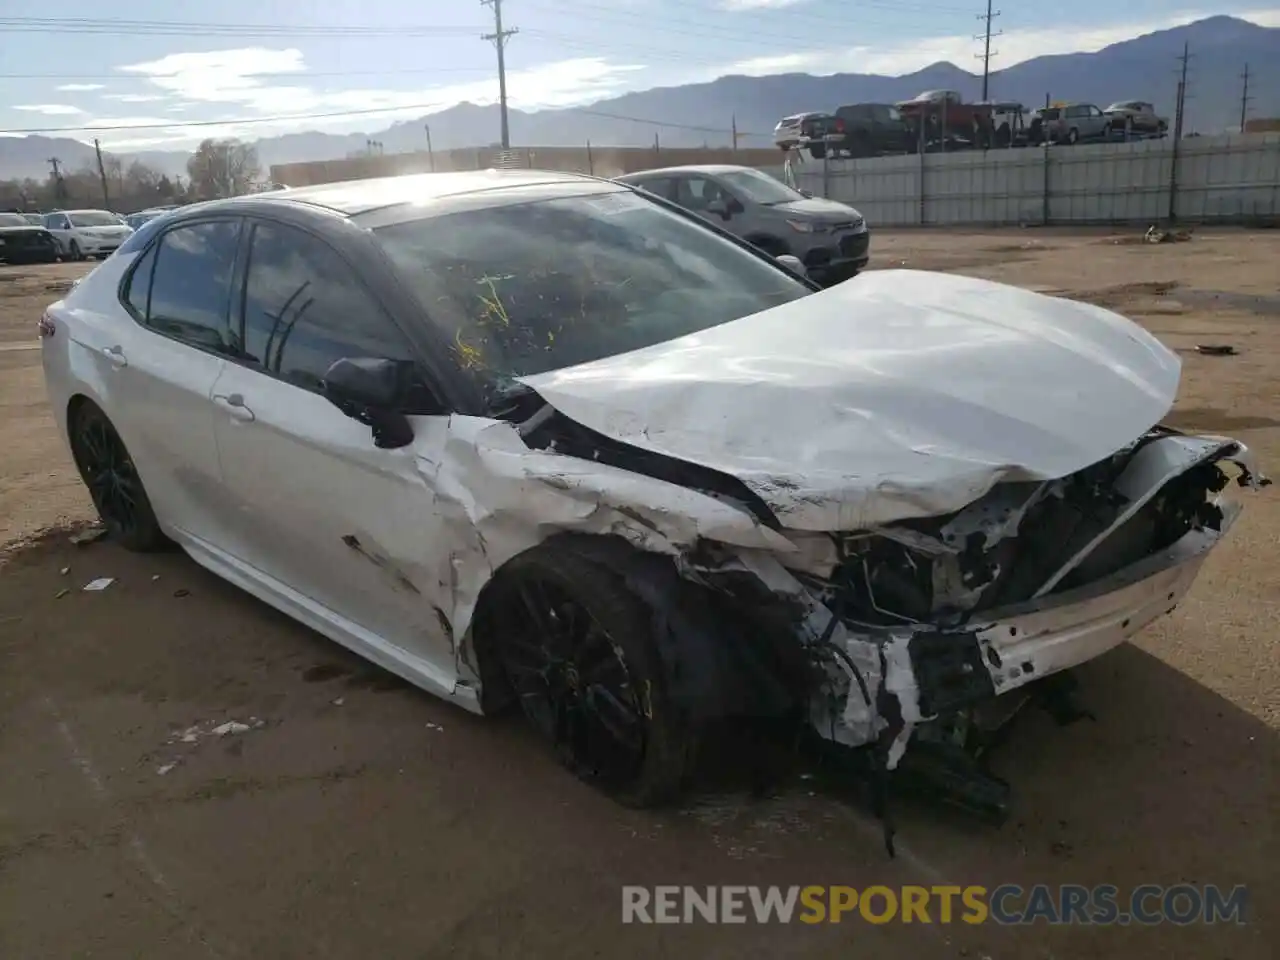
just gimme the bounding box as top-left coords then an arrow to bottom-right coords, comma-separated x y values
498,574 -> 648,788
73,415 -> 144,538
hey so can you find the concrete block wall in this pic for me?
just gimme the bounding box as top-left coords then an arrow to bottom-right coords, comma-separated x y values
793,133 -> 1280,226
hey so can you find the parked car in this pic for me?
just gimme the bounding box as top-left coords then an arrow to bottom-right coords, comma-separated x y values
0,211 -> 60,264
40,170 -> 1266,823
616,164 -> 869,285
42,209 -> 133,260
22,212 -> 45,226
1104,100 -> 1169,136
829,103 -> 915,157
1037,103 -> 1113,144
772,111 -> 837,151
125,208 -> 173,231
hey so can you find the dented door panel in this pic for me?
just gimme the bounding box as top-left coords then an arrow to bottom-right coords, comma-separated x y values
208,363 -> 457,685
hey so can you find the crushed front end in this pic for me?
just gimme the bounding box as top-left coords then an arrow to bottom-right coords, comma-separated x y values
704,428 -> 1266,827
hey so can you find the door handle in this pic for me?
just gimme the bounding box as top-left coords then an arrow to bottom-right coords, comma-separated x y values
101,345 -> 127,369
213,393 -> 255,422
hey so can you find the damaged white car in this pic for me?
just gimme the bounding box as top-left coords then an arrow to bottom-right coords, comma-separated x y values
41,170 -> 1266,824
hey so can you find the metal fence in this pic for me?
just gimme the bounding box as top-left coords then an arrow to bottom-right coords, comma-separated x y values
793,133 -> 1280,227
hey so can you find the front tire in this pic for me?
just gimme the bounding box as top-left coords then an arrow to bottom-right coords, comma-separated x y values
68,403 -> 167,552
485,543 -> 698,807
68,240 -> 82,261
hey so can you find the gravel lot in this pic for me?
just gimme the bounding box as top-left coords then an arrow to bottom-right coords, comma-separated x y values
1,229 -> 1276,959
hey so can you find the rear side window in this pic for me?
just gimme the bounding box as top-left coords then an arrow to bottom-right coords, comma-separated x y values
630,178 -> 673,200
123,244 -> 158,319
144,221 -> 241,353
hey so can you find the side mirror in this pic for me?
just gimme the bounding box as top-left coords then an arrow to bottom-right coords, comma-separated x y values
322,357 -> 418,449
776,254 -> 807,277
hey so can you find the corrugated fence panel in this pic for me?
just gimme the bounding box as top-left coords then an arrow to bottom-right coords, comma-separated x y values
794,133 -> 1280,226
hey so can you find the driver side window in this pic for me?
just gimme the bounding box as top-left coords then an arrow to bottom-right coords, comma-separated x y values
240,221 -> 417,394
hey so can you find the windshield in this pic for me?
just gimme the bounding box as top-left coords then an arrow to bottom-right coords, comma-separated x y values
0,214 -> 28,227
374,188 -> 810,389
68,211 -> 122,227
717,169 -> 805,206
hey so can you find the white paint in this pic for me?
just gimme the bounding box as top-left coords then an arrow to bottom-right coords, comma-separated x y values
522,269 -> 1182,529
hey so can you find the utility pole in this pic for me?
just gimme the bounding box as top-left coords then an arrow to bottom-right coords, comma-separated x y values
1173,42 -> 1191,142
424,123 -> 435,171
731,114 -> 739,152
1169,42 -> 1192,222
93,140 -> 111,208
1239,63 -> 1252,133
481,0 -> 518,149
975,0 -> 1002,101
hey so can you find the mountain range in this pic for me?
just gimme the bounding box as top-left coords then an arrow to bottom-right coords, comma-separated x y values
1,15 -> 1274,182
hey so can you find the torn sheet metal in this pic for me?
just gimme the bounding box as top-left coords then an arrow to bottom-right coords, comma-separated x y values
519,269 -> 1183,530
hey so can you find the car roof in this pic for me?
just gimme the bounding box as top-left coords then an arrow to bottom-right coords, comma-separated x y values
616,164 -> 761,180
61,208 -> 114,215
249,169 -> 611,216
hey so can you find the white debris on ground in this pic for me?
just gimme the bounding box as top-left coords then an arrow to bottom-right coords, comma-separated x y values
425,721 -> 444,732
152,717 -> 268,774
81,577 -> 114,592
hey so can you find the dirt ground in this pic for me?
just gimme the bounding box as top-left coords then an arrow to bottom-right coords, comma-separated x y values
1,230 -> 1276,959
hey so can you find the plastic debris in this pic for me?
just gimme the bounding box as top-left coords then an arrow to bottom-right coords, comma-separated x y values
82,577 -> 115,591
69,528 -> 108,546
59,567 -> 70,576
157,762 -> 179,776
426,722 -> 444,732
54,588 -> 70,599
211,721 -> 252,737
332,697 -> 345,706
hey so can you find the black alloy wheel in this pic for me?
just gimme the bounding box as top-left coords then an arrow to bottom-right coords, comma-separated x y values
486,545 -> 697,807
500,575 -> 648,788
69,405 -> 165,551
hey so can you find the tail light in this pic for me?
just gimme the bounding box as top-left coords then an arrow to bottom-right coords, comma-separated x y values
834,118 -> 845,133
38,313 -> 55,338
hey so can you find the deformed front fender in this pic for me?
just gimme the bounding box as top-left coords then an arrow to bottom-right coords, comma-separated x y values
428,415 -> 798,702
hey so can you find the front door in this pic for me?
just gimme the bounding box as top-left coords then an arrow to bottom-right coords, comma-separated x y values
209,219 -> 457,687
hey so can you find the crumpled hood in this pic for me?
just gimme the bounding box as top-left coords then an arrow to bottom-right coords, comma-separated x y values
518,270 -> 1182,531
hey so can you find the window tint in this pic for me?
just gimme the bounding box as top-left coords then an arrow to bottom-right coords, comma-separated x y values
123,243 -> 158,319
242,221 -> 414,392
147,220 -> 240,353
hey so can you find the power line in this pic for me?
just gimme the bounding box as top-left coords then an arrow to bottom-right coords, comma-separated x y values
0,67 -> 494,81
974,0 -> 1001,101
1239,63 -> 1252,133
0,16 -> 479,37
481,0 -> 518,149
1,97 -> 766,140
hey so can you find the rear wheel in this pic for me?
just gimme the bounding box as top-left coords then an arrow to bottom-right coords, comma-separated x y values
486,544 -> 697,807
68,403 -> 166,551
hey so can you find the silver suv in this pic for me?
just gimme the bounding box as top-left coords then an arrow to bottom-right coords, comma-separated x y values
615,165 -> 870,286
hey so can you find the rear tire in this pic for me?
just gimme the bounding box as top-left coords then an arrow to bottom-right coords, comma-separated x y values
68,403 -> 167,552
484,543 -> 698,808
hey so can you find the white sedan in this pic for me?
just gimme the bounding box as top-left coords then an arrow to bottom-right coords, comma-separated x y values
40,170 -> 1266,821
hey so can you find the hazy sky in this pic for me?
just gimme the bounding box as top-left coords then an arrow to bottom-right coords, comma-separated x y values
2,2 -> 1276,149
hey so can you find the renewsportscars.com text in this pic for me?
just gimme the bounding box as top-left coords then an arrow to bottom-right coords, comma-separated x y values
621,884 -> 1249,925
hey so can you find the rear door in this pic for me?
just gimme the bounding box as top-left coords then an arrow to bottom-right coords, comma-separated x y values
104,218 -> 242,544
207,218 -> 457,681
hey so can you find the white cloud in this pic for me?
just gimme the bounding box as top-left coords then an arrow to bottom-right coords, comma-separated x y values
14,104 -> 86,115
96,48 -> 645,148
55,83 -> 105,92
718,8 -> 1280,77
718,0 -> 811,8
103,93 -> 169,103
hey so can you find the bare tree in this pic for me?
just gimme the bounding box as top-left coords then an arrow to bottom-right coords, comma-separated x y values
186,138 -> 261,199
124,159 -> 163,197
